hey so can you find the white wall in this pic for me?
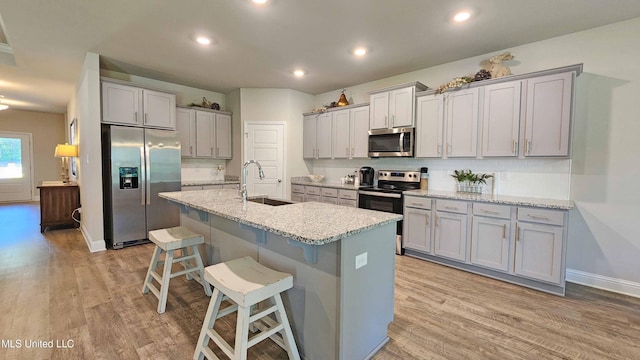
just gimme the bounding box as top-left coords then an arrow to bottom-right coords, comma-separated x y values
67,52 -> 105,252
312,17 -> 640,294
225,89 -> 241,177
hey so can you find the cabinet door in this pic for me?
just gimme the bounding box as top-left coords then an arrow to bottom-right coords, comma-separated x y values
415,94 -> 444,158
524,72 -> 573,157
176,108 -> 196,157
471,216 -> 510,272
215,113 -> 232,159
101,82 -> 140,125
316,113 -> 332,158
434,211 -> 468,261
350,106 -> 370,158
291,193 -> 304,202
303,115 -> 317,159
332,109 -> 351,159
142,89 -> 176,129
370,92 -> 390,129
389,87 -> 415,128
403,207 -> 432,253
195,111 -> 215,157
446,88 -> 479,157
482,81 -> 521,157
515,222 -> 563,284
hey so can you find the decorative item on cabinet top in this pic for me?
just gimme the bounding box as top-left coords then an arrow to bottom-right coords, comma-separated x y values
435,52 -> 514,94
188,97 -> 221,111
337,89 -> 349,107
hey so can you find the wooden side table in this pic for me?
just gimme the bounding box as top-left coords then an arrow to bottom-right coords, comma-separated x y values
37,182 -> 80,232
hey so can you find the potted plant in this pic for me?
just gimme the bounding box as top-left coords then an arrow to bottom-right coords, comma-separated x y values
451,169 -> 472,192
470,173 -> 494,193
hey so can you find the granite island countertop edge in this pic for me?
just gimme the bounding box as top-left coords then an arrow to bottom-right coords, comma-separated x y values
403,190 -> 574,210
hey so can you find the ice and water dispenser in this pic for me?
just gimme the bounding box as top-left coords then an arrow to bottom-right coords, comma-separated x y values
119,167 -> 139,189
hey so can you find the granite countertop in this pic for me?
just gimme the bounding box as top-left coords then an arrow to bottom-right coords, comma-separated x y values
159,189 -> 401,245
291,178 -> 360,191
182,180 -> 240,186
403,190 -> 574,210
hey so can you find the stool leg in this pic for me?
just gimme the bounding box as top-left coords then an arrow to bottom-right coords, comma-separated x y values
183,246 -> 194,281
194,288 -> 224,360
274,294 -> 301,360
157,249 -> 174,314
192,245 -> 212,296
142,246 -> 162,294
234,305 -> 251,360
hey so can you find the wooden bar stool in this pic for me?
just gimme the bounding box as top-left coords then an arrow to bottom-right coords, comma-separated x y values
142,226 -> 212,314
194,256 -> 300,360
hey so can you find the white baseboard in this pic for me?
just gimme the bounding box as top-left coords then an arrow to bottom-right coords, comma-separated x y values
80,224 -> 106,252
566,268 -> 640,298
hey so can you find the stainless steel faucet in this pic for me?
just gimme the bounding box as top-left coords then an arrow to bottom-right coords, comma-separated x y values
240,160 -> 265,204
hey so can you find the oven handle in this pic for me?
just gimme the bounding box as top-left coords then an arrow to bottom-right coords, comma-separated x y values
359,190 -> 402,199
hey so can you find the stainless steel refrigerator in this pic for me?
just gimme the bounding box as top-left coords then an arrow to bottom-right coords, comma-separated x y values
102,125 -> 181,249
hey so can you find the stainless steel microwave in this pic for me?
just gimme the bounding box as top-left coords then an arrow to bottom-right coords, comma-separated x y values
368,127 -> 414,157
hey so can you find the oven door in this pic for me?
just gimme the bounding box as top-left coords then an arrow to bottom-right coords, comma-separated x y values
358,190 -> 404,254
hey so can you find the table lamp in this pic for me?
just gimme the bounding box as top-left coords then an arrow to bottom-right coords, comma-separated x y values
54,143 -> 78,183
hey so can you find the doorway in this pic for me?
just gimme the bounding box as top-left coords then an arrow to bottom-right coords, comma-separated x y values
243,123 -> 285,199
0,132 -> 34,202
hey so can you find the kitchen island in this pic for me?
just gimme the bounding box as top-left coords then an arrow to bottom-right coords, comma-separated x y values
159,189 -> 402,360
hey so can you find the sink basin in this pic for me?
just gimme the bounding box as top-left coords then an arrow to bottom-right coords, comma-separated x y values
247,197 -> 293,206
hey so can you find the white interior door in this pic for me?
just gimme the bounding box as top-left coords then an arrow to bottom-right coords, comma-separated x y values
0,132 -> 33,202
244,123 -> 284,199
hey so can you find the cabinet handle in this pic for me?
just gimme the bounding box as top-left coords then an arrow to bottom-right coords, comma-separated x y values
503,224 -> 507,239
391,115 -> 395,127
190,146 -> 193,155
447,144 -> 452,155
435,216 -> 438,227
135,111 -> 139,123
512,140 -> 517,154
351,148 -> 354,156
211,147 -> 214,156
444,206 -> 458,210
425,215 -> 430,226
516,225 -> 520,241
216,147 -> 219,156
437,144 -> 441,156
144,113 -> 148,124
384,115 -> 388,127
411,202 -> 423,206
526,140 -> 532,154
482,209 -> 500,215
527,214 -> 551,221
346,147 -> 349,156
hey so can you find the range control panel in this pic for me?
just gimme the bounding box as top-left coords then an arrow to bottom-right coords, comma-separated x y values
377,170 -> 420,183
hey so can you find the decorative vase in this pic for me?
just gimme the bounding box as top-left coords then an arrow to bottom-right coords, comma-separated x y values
337,91 -> 349,107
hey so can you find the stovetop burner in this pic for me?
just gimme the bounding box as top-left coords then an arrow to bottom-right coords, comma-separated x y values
359,170 -> 421,194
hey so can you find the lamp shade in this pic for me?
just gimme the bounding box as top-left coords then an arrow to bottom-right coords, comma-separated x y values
54,143 -> 78,157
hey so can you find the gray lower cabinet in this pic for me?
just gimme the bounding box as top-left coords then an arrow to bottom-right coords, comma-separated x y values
402,195 -> 568,295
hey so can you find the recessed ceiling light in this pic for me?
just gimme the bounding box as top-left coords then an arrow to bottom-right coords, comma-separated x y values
353,47 -> 367,57
196,36 -> 211,45
293,69 -> 305,78
252,0 -> 268,4
0,104 -> 9,111
453,11 -> 471,22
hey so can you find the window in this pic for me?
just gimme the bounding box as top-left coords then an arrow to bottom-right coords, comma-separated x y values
0,137 -> 23,179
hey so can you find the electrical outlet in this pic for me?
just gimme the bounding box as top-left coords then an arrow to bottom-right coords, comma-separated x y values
355,252 -> 368,270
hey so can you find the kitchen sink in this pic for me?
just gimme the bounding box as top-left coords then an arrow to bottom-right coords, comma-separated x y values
247,197 -> 293,206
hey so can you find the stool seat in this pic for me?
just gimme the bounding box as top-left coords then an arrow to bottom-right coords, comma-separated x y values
204,256 -> 293,308
149,226 -> 204,251
142,226 -> 211,314
194,256 -> 300,360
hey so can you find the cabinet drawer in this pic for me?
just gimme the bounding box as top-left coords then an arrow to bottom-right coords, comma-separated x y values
338,189 -> 357,200
517,207 -> 564,226
473,203 -> 511,219
321,188 -> 338,198
339,199 -> 357,208
321,197 -> 338,205
291,184 -> 305,194
405,196 -> 431,210
436,199 -> 468,214
305,186 -> 320,195
305,195 -> 320,202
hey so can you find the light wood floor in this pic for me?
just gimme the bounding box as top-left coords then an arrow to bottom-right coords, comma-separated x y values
1,202 -> 639,360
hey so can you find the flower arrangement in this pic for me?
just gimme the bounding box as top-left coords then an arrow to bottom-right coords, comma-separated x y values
436,76 -> 475,94
451,169 -> 493,193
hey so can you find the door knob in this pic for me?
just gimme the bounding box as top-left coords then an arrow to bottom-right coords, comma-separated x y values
278,179 -> 282,183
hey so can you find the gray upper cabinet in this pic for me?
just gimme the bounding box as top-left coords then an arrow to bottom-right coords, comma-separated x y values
101,81 -> 176,129
523,72 -> 574,157
369,82 -> 428,130
332,105 -> 370,159
446,88 -> 479,158
303,112 -> 332,159
481,80 -> 522,157
415,94 -> 445,158
177,107 -> 232,159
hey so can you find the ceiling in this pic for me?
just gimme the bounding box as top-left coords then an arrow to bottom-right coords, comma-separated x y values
1,1 -> 640,114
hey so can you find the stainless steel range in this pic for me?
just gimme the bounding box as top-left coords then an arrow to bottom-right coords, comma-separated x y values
358,170 -> 420,254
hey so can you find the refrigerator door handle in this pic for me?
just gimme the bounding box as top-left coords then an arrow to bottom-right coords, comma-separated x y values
139,146 -> 146,205
145,142 -> 151,205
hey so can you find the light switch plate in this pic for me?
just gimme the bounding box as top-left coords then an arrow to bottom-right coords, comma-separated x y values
355,252 -> 367,270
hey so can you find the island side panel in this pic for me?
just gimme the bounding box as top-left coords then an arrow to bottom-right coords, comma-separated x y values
339,222 -> 396,360
257,233 -> 340,360
209,215 -> 259,265
180,209 -> 212,266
